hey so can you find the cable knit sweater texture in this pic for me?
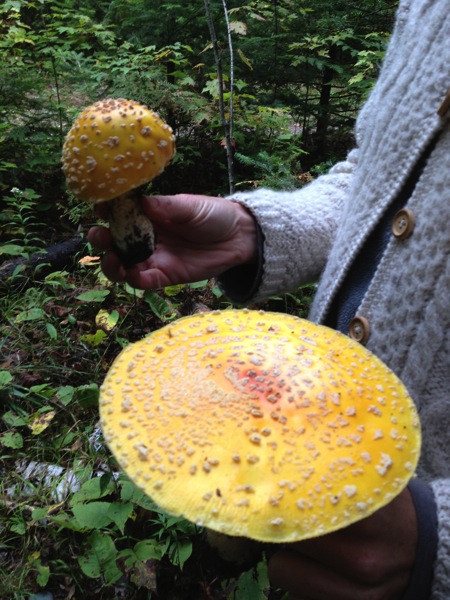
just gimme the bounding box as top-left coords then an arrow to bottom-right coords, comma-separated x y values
223,1 -> 450,597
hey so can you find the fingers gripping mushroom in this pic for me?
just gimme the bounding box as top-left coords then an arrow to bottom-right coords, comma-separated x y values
99,310 -> 421,545
62,98 -> 176,267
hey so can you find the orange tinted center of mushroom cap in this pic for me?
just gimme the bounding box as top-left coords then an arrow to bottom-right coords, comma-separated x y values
61,98 -> 176,203
99,310 -> 421,543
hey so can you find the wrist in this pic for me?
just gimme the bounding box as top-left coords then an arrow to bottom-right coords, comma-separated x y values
232,202 -> 259,266
218,205 -> 264,305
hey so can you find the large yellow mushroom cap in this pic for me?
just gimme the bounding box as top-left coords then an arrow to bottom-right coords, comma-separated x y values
99,310 -> 421,543
61,98 -> 176,203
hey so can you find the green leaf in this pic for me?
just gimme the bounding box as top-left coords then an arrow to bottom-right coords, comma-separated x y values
0,431 -> 23,449
202,79 -> 220,98
49,513 -> 87,532
72,501 -> 115,529
179,75 -> 195,87
29,383 -> 53,396
2,410 -> 27,427
0,370 -> 13,389
80,329 -> 107,347
164,284 -> 185,297
79,531 -> 122,584
28,552 -> 50,587
119,476 -> 156,510
31,507 -> 49,522
71,477 -> 115,507
144,291 -> 176,321
107,501 -> 134,534
14,308 -> 46,323
76,383 -> 99,408
169,539 -> 192,570
133,539 -> 163,562
76,290 -> 110,302
238,48 -> 253,70
46,323 -> 58,340
188,280 -> 209,289
0,243 -> 26,257
123,283 -> 144,298
231,562 -> 270,599
53,429 -> 76,449
56,385 -> 75,406
177,540 -> 193,570
95,308 -> 119,331
36,564 -> 50,587
0,161 -> 16,170
211,284 -> 223,298
11,518 -> 26,535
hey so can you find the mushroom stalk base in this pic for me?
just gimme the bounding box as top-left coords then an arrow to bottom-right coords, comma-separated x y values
107,191 -> 155,268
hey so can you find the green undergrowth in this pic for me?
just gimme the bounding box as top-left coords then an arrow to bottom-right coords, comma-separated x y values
0,199 -> 312,599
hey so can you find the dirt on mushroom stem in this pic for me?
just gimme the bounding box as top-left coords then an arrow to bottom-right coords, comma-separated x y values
107,187 -> 156,267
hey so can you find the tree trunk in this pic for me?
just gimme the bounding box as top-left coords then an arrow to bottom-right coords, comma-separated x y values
315,44 -> 339,160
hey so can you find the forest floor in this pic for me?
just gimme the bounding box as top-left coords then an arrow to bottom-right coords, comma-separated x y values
0,225 -> 314,599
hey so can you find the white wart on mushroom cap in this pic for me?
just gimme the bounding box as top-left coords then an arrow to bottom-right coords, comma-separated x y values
99,310 -> 421,543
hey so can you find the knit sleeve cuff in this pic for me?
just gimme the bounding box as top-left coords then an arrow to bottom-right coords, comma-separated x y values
217,220 -> 265,305
402,478 -> 438,600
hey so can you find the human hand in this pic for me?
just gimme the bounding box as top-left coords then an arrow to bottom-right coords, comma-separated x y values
87,194 -> 258,289
268,487 -> 418,600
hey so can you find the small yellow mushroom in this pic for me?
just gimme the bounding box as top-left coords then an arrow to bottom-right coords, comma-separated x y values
61,98 -> 175,266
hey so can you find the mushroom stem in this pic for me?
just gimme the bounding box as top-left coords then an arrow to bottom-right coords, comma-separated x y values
107,191 -> 155,267
205,530 -> 263,566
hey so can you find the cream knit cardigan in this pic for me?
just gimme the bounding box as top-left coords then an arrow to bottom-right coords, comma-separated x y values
225,0 -> 450,596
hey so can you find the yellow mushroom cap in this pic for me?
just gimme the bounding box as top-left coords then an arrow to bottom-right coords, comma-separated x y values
99,310 -> 421,543
61,98 -> 176,204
